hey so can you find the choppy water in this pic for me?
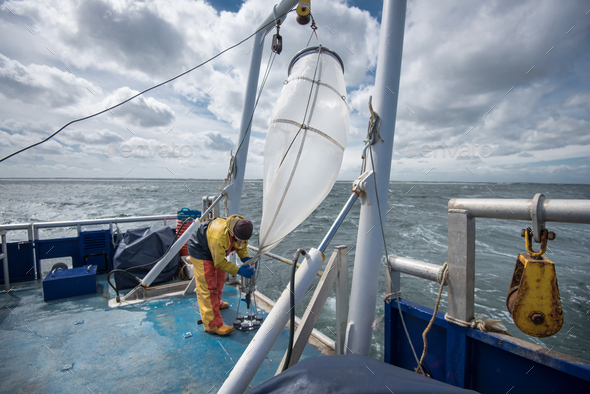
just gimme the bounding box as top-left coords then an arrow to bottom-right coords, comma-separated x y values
1,179 -> 589,361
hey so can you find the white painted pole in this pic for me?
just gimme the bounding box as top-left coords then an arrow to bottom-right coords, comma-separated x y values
346,0 -> 407,356
225,0 -> 299,216
218,249 -> 325,394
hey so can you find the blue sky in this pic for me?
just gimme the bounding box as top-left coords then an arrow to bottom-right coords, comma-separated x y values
0,0 -> 589,183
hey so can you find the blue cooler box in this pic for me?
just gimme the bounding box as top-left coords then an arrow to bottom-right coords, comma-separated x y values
43,265 -> 97,302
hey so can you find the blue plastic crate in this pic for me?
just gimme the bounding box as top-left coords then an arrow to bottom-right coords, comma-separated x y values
43,265 -> 97,302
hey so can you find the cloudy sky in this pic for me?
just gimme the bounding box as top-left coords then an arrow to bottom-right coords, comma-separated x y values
0,0 -> 588,183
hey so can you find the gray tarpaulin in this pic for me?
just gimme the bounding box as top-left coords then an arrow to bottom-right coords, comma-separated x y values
248,354 -> 479,394
112,226 -> 179,289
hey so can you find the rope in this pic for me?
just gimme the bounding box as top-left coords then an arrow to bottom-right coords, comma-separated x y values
306,14 -> 320,46
417,262 -> 448,371
436,263 -> 448,285
417,262 -> 511,373
444,314 -> 512,335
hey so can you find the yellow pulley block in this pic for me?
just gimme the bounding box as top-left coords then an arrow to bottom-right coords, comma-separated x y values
296,1 -> 311,25
506,228 -> 563,337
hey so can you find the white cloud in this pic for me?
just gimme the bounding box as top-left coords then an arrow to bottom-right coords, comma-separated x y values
0,0 -> 588,184
102,87 -> 175,128
563,92 -> 590,112
0,53 -> 101,108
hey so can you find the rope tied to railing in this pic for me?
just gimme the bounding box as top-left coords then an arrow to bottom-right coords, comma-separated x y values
443,314 -> 512,335
436,262 -> 448,285
417,261 -> 511,374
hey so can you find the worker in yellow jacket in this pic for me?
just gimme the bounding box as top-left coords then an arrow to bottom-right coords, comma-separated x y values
187,215 -> 255,336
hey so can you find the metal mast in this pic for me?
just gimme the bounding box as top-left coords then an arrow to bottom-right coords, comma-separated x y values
345,0 -> 407,356
224,0 -> 299,215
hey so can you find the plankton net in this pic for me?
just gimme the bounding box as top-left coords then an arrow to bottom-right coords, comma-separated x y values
258,46 -> 350,255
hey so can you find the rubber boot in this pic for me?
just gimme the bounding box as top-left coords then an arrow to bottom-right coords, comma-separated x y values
219,301 -> 229,309
206,324 -> 234,336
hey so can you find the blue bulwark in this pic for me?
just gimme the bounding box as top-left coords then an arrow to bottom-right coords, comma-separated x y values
384,298 -> 590,393
43,265 -> 97,302
0,241 -> 35,284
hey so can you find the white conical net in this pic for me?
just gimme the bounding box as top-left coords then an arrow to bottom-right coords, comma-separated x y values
258,47 -> 349,255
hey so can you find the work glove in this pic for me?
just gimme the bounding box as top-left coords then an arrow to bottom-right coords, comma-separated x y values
237,264 -> 255,279
241,256 -> 258,268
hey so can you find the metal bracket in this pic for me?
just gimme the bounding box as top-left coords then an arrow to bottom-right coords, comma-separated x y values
532,193 -> 546,243
343,321 -> 354,354
352,171 -> 374,195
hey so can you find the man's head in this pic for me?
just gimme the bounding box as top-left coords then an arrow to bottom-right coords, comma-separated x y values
233,219 -> 253,241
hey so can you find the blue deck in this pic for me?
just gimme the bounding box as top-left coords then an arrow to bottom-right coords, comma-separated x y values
0,276 -> 324,393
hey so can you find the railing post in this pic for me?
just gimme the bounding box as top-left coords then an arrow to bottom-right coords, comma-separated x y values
446,208 -> 475,388
447,209 -> 476,321
334,245 -> 348,355
1,228 -> 9,291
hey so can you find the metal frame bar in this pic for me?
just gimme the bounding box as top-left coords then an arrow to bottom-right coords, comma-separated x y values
448,197 -> 590,223
388,255 -> 443,283
276,245 -> 349,372
247,245 -> 323,277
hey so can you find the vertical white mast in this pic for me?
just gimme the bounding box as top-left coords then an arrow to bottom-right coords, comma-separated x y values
346,0 -> 407,356
225,0 -> 300,215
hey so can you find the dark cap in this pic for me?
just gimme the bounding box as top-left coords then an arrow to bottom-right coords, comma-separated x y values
233,219 -> 253,240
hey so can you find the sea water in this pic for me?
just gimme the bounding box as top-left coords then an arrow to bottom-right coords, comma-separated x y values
1,179 -> 589,361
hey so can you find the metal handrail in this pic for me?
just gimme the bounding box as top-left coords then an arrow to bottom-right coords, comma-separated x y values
448,198 -> 590,223
1,214 -> 179,283
2,215 -> 177,242
1,223 -> 31,231
32,215 -> 177,229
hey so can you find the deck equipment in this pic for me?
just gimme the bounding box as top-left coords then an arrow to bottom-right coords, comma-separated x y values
506,227 -> 563,337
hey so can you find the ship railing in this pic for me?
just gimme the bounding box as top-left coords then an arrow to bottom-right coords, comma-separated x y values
0,215 -> 177,283
387,193 -> 590,322
30,214 -> 178,240
385,193 -> 590,388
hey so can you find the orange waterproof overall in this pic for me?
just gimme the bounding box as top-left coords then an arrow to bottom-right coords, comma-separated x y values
189,215 -> 249,330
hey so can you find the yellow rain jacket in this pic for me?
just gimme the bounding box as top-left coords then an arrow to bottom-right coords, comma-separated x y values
187,214 -> 250,276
